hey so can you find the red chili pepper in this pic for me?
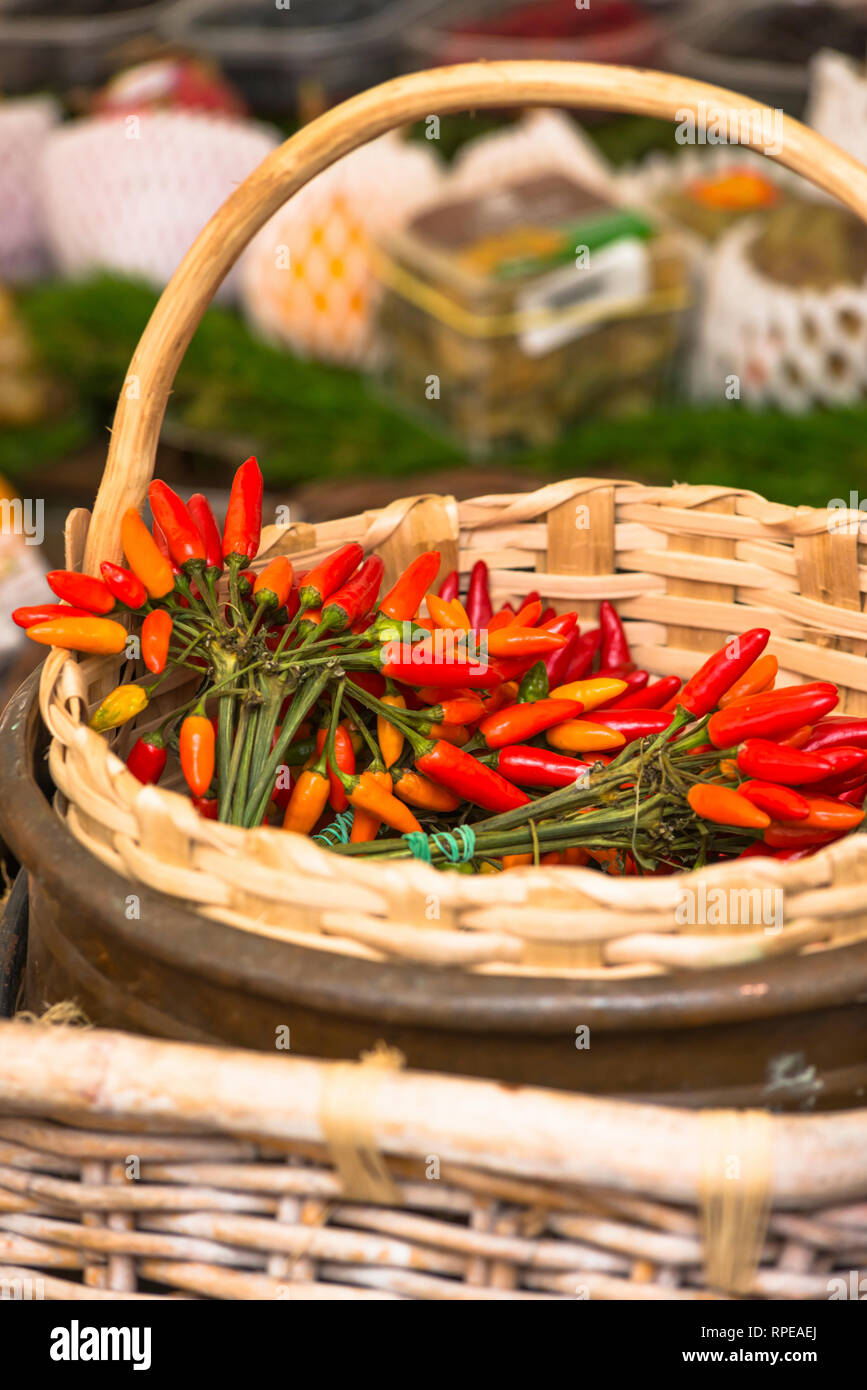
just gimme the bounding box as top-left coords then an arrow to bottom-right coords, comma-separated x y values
316,725 -> 356,813
348,670 -> 387,699
735,738 -> 833,785
478,698 -> 582,749
125,732 -> 167,786
494,744 -> 592,789
543,625 -> 580,687
594,708 -> 675,741
380,646 -> 502,690
416,739 -> 530,812
607,675 -> 681,711
179,713 -> 215,797
12,603 -> 93,629
804,748 -> 867,795
222,456 -> 263,564
187,493 -> 224,572
437,569 -> 459,603
47,569 -> 115,615
804,718 -> 867,752
99,561 -> 147,610
738,780 -> 809,821
465,559 -> 493,628
836,783 -> 867,807
487,604 -> 515,633
708,685 -> 839,749
141,608 -> 173,675
539,612 -> 578,639
596,670 -> 648,708
298,543 -> 364,610
322,555 -> 384,632
564,628 -> 602,682
148,480 -> 206,568
671,628 -> 770,718
378,551 -> 441,622
539,607 -> 557,625
762,823 -> 845,849
598,600 -> 630,670
192,795 -> 219,820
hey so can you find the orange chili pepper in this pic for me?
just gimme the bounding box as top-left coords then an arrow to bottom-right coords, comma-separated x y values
509,599 -> 542,627
426,721 -> 470,745
426,592 -> 469,632
377,693 -> 406,768
253,556 -> 293,610
283,766 -> 330,835
26,616 -> 129,654
120,506 -> 175,599
391,766 -> 460,813
545,721 -> 626,753
687,783 -> 770,829
179,713 -> 215,797
434,695 -> 485,725
502,853 -> 533,869
718,654 -> 778,707
347,771 -> 421,834
486,627 -> 566,658
799,796 -> 865,832
550,677 -> 627,710
350,768 -> 392,842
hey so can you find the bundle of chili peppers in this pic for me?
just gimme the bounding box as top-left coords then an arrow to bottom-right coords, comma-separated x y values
14,458 -> 866,872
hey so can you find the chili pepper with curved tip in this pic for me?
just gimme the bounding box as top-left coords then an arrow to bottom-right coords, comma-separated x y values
477,697 -> 582,749
437,569 -> 459,603
607,675 -> 681,710
494,744 -> 593,789
179,713 -> 215,797
465,560 -> 492,629
47,570 -> 114,615
99,562 -> 146,611
718,653 -> 778,707
708,684 -> 839,748
222,456 -> 263,564
126,731 -> 167,785
415,739 -> 530,813
187,493 -> 224,573
12,603 -> 93,628
298,542 -> 364,611
735,738 -> 833,786
141,608 -> 173,675
738,780 -> 809,821
599,600 -> 630,669
378,551 -> 441,622
687,783 -> 770,829
148,480 -> 206,568
120,507 -> 175,600
89,683 -> 148,733
27,616 -> 128,654
668,628 -> 770,717
391,766 -> 460,813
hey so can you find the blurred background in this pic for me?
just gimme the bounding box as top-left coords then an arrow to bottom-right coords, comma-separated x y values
3,0 -> 867,696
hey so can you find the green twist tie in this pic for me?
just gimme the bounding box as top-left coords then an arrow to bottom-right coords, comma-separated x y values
404,825 -> 476,865
314,810 -> 355,845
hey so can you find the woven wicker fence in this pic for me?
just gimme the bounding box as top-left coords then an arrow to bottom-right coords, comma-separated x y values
0,1021 -> 865,1301
32,62 -> 867,978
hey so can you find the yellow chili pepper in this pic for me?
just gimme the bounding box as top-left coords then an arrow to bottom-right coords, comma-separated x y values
27,615 -> 129,655
89,683 -> 148,732
545,720 -> 626,753
549,677 -> 627,710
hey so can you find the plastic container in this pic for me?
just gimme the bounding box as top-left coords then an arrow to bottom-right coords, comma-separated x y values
375,170 -> 690,453
161,0 -> 449,112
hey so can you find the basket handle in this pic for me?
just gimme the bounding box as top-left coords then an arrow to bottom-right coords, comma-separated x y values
85,60 -> 867,571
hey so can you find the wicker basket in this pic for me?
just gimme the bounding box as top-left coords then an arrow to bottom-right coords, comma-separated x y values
0,1019 -> 865,1301
36,61 -> 867,980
